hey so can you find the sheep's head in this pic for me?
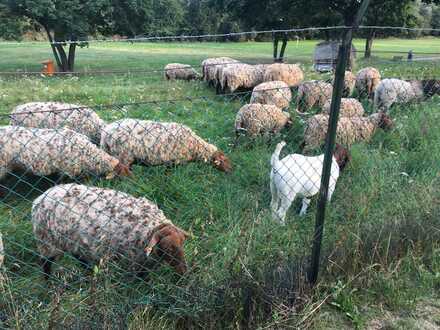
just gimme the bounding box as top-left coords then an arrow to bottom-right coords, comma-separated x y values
422,80 -> 440,97
333,143 -> 351,171
114,162 -> 132,177
145,224 -> 189,275
377,113 -> 394,130
212,151 -> 232,173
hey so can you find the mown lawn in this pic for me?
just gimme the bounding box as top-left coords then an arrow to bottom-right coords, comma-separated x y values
0,38 -> 439,328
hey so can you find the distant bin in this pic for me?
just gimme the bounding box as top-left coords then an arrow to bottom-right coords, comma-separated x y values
41,60 -> 55,76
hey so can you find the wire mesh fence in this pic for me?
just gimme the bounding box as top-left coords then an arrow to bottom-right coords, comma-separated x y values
1,25 -> 440,328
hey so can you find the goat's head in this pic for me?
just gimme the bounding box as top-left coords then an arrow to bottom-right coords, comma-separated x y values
333,143 -> 351,171
212,151 -> 232,173
145,224 -> 189,275
422,80 -> 440,97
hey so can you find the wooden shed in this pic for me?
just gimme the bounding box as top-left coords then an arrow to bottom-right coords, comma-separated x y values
313,41 -> 357,72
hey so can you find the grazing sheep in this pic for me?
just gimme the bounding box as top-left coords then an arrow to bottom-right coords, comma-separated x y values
219,64 -> 267,93
322,98 -> 365,117
250,81 -> 292,110
32,184 -> 189,278
202,57 -> 240,87
270,141 -> 350,223
0,232 -> 3,268
297,81 -> 333,112
235,103 -> 291,137
355,67 -> 381,98
164,63 -> 198,81
374,79 -> 440,111
101,119 -> 232,172
334,71 -> 356,97
10,102 -> 106,143
303,112 -> 393,150
0,126 -> 131,181
263,63 -> 304,87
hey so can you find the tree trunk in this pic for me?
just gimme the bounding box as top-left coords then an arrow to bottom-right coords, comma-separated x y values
55,44 -> 69,72
364,30 -> 375,58
43,25 -> 62,69
67,43 -> 77,71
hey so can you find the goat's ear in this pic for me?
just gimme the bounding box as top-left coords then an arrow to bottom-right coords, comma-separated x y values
145,232 -> 161,256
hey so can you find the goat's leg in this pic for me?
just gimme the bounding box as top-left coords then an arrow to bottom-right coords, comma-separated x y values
276,194 -> 294,224
270,178 -> 279,219
299,197 -> 311,216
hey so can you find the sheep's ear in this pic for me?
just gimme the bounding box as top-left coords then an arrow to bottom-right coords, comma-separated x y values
145,232 -> 161,256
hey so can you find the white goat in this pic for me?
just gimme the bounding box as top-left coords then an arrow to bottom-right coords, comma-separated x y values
270,141 -> 350,223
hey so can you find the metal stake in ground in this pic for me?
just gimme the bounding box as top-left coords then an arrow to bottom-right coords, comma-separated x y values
308,0 -> 371,286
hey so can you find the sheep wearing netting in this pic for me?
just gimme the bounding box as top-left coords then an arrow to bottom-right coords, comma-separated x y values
235,103 -> 291,137
32,183 -> 189,278
333,71 -> 356,97
303,113 -> 393,150
0,126 -> 131,181
297,80 -> 333,112
355,67 -> 381,98
374,79 -> 440,112
0,232 -> 4,268
10,102 -> 106,144
262,63 -> 304,87
322,98 -> 365,117
201,57 -> 240,87
219,64 -> 268,93
250,81 -> 292,110
164,63 -> 199,81
101,119 -> 232,172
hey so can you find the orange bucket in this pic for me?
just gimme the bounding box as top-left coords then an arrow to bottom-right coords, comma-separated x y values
41,60 -> 55,76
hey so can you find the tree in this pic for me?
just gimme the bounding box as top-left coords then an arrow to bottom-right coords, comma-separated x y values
5,0 -> 112,72
0,3 -> 29,40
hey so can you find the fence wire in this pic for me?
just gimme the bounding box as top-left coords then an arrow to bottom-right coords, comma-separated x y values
1,26 -> 440,328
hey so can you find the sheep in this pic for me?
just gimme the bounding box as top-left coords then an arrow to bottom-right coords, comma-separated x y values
250,81 -> 292,110
374,79 -> 440,111
0,232 -> 3,268
303,113 -> 393,150
219,64 -> 268,93
334,70 -> 356,97
270,141 -> 350,223
0,126 -> 131,181
297,81 -> 333,113
10,102 -> 106,144
263,63 -> 304,87
32,183 -> 189,278
355,67 -> 381,98
322,98 -> 365,117
201,57 -> 240,87
164,63 -> 198,81
101,119 -> 232,172
235,103 -> 291,137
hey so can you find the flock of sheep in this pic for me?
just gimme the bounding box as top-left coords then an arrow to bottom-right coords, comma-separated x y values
0,56 -> 439,278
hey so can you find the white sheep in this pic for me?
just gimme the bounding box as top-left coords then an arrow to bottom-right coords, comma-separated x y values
303,113 -> 394,150
337,71 -> 356,97
164,63 -> 198,81
322,98 -> 365,117
374,79 -> 440,111
0,126 -> 131,181
355,67 -> 381,98
235,103 -> 291,137
270,141 -> 350,223
250,81 -> 292,110
32,183 -> 189,278
101,119 -> 232,172
297,80 -> 333,112
263,63 -> 304,87
219,64 -> 267,93
10,102 -> 106,143
201,57 -> 240,87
